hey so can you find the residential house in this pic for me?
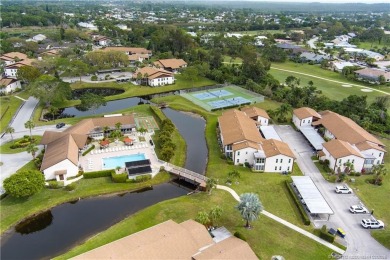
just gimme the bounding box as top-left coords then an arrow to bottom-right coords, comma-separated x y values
128,54 -> 150,64
40,115 -> 136,180
291,109 -> 387,173
102,47 -> 152,57
92,35 -> 111,46
240,106 -> 270,127
26,34 -> 47,42
218,109 -> 295,172
330,61 -> 355,72
354,68 -> 390,83
0,77 -> 21,94
73,219 -> 258,259
320,139 -> 365,173
0,52 -> 28,66
344,48 -> 384,61
133,67 -> 174,87
299,52 -> 329,64
153,59 -> 187,73
4,59 -> 34,78
292,107 -> 322,130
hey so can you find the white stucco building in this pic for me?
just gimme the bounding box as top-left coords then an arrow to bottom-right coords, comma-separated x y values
292,107 -> 321,129
133,67 -> 174,87
0,78 -> 21,94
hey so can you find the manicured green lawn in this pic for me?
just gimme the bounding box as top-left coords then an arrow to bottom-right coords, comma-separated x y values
55,190 -> 333,260
0,172 -> 171,234
0,96 -> 23,133
270,62 -> 389,104
0,135 -> 42,154
357,41 -> 389,50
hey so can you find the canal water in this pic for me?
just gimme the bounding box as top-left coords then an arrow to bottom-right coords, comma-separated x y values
162,108 -> 208,175
0,182 -> 190,259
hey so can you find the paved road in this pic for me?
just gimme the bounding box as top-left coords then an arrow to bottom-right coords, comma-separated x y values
274,125 -> 390,258
62,72 -> 133,84
271,67 -> 390,96
9,96 -> 39,133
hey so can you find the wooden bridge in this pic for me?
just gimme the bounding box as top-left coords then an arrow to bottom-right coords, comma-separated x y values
164,163 -> 208,188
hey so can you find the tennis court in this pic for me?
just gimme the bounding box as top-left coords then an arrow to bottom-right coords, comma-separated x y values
135,116 -> 159,130
181,85 -> 264,111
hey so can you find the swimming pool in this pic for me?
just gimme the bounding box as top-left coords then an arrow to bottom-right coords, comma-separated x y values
103,154 -> 146,169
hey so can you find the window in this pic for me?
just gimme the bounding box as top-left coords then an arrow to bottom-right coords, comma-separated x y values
280,159 -> 283,163
308,120 -> 311,123
276,159 -> 278,163
289,159 -> 291,163
256,158 -> 265,163
246,151 -> 248,154
237,159 -> 239,163
279,166 -> 282,170
287,167 -> 290,171
227,145 -> 232,150
379,153 -> 382,157
237,151 -> 240,156
275,166 -> 277,171
352,159 -> 354,163
339,159 -> 342,165
303,120 -> 305,123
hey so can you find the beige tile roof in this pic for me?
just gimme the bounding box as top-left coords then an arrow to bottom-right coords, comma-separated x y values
313,111 -> 384,146
356,141 -> 386,153
0,77 -> 18,87
262,139 -> 295,158
133,67 -> 173,80
232,141 -> 260,151
0,52 -> 28,61
154,59 -> 187,69
355,68 -> 390,80
41,116 -> 135,170
72,220 -> 214,259
323,139 -> 364,159
128,53 -> 149,61
193,236 -> 258,260
218,109 -> 264,146
102,47 -> 151,54
241,106 -> 270,119
40,134 -> 79,170
293,107 -> 321,120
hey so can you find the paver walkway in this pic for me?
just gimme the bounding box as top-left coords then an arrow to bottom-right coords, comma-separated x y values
216,184 -> 346,255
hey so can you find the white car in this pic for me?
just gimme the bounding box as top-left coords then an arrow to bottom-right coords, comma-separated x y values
361,218 -> 384,229
335,185 -> 352,194
349,205 -> 369,214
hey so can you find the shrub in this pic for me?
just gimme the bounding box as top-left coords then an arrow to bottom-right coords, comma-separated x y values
285,181 -> 310,225
82,145 -> 95,156
134,174 -> 152,183
91,75 -> 98,81
65,182 -> 77,191
47,181 -> 63,189
111,172 -> 128,183
83,170 -> 114,179
244,162 -> 251,168
220,153 -> 226,160
4,170 -> 45,198
234,231 -> 247,241
319,225 -> 335,243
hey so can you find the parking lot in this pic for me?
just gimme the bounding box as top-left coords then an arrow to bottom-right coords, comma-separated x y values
273,125 -> 390,257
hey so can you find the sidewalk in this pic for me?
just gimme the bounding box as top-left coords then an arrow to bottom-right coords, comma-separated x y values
216,184 -> 345,255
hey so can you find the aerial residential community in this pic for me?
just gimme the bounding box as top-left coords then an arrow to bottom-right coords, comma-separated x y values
0,0 -> 389,259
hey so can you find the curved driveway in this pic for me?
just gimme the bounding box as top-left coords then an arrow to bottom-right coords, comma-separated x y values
274,125 -> 390,257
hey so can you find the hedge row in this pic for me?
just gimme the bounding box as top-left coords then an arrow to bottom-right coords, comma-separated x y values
132,174 -> 152,183
285,180 -> 311,225
111,172 -> 128,183
320,225 -> 336,243
82,145 -> 96,156
149,106 -> 166,123
83,170 -> 114,179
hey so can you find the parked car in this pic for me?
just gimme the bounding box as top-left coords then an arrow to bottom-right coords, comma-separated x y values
349,205 -> 369,214
337,228 -> 346,238
361,218 -> 384,229
335,185 -> 352,194
56,122 -> 65,129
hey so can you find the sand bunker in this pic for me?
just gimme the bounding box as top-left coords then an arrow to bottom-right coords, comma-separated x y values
361,89 -> 373,92
341,84 -> 352,87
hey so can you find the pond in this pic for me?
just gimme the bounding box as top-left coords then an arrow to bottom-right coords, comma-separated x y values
60,97 -> 149,118
0,181 -> 193,260
70,88 -> 124,100
162,108 -> 208,174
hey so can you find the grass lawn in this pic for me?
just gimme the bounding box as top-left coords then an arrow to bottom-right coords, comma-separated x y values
0,171 -> 171,234
270,62 -> 389,104
55,190 -> 334,260
0,135 -> 42,154
0,96 -> 23,133
357,41 -> 389,50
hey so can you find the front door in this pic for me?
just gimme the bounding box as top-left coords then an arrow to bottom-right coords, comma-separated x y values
59,174 -> 64,181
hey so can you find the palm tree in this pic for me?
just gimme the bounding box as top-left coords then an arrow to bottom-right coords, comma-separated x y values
236,193 -> 263,229
206,178 -> 218,195
24,120 -> 35,140
5,126 -> 15,142
26,144 -> 39,159
228,170 -> 241,184
209,206 -> 223,227
103,126 -> 110,137
275,104 -> 291,122
372,164 -> 387,185
195,211 -> 210,227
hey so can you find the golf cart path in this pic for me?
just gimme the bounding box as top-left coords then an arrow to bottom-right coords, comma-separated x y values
271,67 -> 390,96
216,185 -> 345,255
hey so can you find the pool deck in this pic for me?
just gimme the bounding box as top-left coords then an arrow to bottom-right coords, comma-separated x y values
80,133 -> 163,177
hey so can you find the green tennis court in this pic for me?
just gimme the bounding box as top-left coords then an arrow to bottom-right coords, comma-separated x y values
181,85 -> 264,111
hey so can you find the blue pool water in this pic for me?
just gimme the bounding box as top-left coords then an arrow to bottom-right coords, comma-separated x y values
103,154 -> 146,169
